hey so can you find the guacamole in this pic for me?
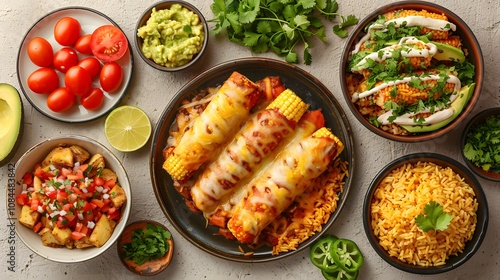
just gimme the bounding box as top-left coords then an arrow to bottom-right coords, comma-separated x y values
137,4 -> 204,68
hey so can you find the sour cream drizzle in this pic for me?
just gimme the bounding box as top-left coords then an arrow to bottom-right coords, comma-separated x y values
351,37 -> 438,72
352,74 -> 461,125
352,16 -> 456,54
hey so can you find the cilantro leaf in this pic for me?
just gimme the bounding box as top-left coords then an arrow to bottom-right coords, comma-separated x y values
209,0 -> 358,64
122,224 -> 172,265
463,114 -> 500,172
415,201 -> 453,232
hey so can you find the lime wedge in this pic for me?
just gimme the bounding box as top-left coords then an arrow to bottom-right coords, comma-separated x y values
104,105 -> 151,152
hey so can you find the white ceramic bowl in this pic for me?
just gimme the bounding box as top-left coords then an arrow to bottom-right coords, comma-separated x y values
9,135 -> 132,263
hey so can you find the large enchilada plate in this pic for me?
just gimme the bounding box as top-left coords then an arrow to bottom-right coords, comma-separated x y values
150,58 -> 355,262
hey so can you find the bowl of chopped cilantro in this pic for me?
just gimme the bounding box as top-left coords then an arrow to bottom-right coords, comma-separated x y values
340,1 -> 484,142
117,220 -> 174,276
363,153 -> 488,274
461,107 -> 500,182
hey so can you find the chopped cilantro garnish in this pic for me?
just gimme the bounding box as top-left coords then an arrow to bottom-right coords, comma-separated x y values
463,114 -> 500,172
122,224 -> 172,265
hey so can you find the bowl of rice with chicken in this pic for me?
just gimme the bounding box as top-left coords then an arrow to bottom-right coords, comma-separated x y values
363,153 -> 488,274
340,1 -> 484,142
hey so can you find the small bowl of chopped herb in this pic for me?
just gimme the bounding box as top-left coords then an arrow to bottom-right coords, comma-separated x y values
117,220 -> 174,276
461,107 -> 500,182
135,1 -> 208,72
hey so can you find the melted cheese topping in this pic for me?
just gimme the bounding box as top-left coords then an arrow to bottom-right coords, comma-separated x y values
227,132 -> 339,243
191,109 -> 293,212
171,72 -> 259,172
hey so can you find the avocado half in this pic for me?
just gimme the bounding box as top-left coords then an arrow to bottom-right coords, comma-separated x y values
0,83 -> 24,166
401,84 -> 475,133
431,41 -> 466,63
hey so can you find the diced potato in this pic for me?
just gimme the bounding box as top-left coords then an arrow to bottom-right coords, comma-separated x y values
52,226 -> 72,245
69,145 -> 90,164
109,185 -> 126,208
41,216 -> 54,230
100,168 -> 117,181
39,228 -> 63,248
41,147 -> 74,168
33,176 -> 42,192
87,154 -> 105,177
89,215 -> 113,247
18,205 -> 40,228
74,237 -> 93,249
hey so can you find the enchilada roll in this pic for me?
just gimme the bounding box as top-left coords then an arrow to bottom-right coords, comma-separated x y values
206,110 -> 326,228
190,89 -> 308,213
227,127 -> 344,244
163,71 -> 261,181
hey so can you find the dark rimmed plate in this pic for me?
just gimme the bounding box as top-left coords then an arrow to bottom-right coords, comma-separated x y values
17,7 -> 133,123
150,58 -> 355,262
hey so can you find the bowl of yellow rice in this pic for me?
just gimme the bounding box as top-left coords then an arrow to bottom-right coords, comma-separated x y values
363,153 -> 488,274
340,1 -> 484,142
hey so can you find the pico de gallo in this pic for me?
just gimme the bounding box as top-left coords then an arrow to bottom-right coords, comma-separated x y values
16,145 -> 127,249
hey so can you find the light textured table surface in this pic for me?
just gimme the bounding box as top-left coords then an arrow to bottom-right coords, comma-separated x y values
1,0 -> 499,279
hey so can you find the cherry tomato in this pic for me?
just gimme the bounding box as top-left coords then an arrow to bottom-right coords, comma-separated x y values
27,37 -> 53,67
27,67 -> 59,94
77,57 -> 102,78
81,88 -> 104,110
74,34 -> 93,54
53,47 -> 79,73
99,62 -> 123,92
54,17 -> 81,46
47,88 -> 76,112
65,66 -> 92,96
90,25 -> 128,62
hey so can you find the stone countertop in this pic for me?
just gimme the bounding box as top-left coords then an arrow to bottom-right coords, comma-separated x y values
1,0 -> 499,279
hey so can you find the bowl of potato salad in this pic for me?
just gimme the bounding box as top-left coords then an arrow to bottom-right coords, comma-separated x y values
10,135 -> 131,263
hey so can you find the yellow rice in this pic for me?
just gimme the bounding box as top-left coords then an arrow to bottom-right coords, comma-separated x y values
269,158 -> 348,255
370,161 -> 478,266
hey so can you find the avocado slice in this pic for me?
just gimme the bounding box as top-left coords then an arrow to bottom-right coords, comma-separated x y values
0,83 -> 24,166
401,84 -> 475,133
431,41 -> 465,63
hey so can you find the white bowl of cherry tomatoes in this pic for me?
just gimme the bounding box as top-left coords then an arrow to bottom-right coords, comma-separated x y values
17,7 -> 133,122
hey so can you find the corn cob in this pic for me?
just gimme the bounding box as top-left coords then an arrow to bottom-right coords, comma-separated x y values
384,9 -> 450,40
266,89 -> 308,123
312,128 -> 344,158
163,154 -> 189,181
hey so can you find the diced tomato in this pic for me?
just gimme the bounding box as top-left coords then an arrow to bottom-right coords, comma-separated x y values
16,193 -> 29,206
22,172 -> 33,185
80,225 -> 89,236
33,221 -> 43,233
83,211 -> 94,222
56,216 -> 68,228
94,177 -> 105,186
71,186 -> 82,195
75,222 -> 83,232
94,211 -> 102,222
30,198 -> 40,211
71,231 -> 86,241
104,179 -> 116,188
87,184 -> 96,193
83,202 -> 93,212
45,190 -> 57,200
34,169 -> 46,178
101,205 -> 110,213
108,211 -> 121,221
107,207 -> 117,215
62,203 -> 72,212
56,190 -> 69,203
61,168 -> 72,177
91,199 -> 104,208
78,164 -> 89,172
66,170 -> 83,180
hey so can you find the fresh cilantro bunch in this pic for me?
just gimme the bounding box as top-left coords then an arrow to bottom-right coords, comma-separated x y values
122,224 -> 172,265
415,201 -> 453,232
210,0 -> 358,65
463,114 -> 500,172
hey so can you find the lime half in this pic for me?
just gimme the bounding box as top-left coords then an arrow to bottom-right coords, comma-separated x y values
104,105 -> 151,152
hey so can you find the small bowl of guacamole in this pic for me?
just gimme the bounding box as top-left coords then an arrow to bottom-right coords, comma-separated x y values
135,1 -> 208,71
